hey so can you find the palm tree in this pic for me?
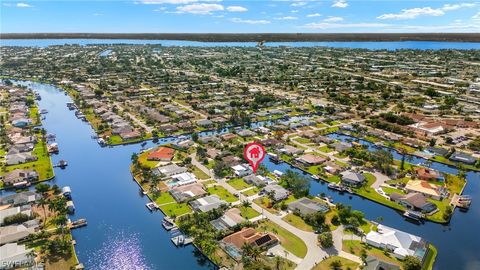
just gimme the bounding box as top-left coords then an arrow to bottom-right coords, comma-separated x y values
38,197 -> 48,226
250,245 -> 262,261
274,255 -> 282,270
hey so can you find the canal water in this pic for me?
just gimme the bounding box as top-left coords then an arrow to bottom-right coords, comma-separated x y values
2,81 -> 479,269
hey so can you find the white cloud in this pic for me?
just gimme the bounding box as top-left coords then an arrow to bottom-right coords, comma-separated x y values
176,3 -> 223,14
304,22 -> 389,29
323,16 -> 343,22
291,2 -> 307,7
275,16 -> 298,20
153,7 -> 167,11
226,6 -> 247,12
332,0 -> 348,8
16,2 -> 33,8
377,7 -> 444,20
306,13 -> 321,17
140,0 -> 220,4
473,12 -> 480,20
93,13 -> 103,16
441,3 -> 475,11
231,18 -> 270,24
378,3 -> 475,20
291,10 -> 299,13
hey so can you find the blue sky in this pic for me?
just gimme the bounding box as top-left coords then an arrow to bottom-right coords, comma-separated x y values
1,0 -> 479,33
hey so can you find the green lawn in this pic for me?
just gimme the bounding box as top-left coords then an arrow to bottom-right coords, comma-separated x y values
295,137 -> 311,144
242,187 -> 260,196
423,245 -> 438,270
1,136 -> 54,181
191,166 -> 210,180
318,145 -> 334,153
342,240 -> 401,268
311,256 -> 359,270
152,192 -> 176,205
227,178 -> 252,190
237,206 -> 260,219
327,175 -> 341,183
207,186 -> 238,202
282,213 -> 314,232
352,173 -> 405,212
137,150 -> 160,169
159,202 -> 192,217
257,221 -> 307,258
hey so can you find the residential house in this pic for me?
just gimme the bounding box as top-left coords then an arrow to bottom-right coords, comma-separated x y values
0,221 -> 39,245
449,152 -> 477,165
0,243 -> 35,269
152,164 -> 188,178
0,192 -> 40,207
232,164 -> 252,177
287,197 -> 329,216
363,256 -> 400,270
263,184 -> 289,202
169,183 -> 207,202
280,145 -> 304,156
341,171 -> 366,187
5,153 -> 37,166
415,168 -> 444,181
221,227 -> 278,259
189,195 -> 226,213
0,205 -> 32,225
405,180 -> 445,200
211,208 -> 246,231
169,172 -> 197,187
365,224 -> 428,260
389,193 -> 438,214
147,147 -> 175,161
330,142 -> 352,153
295,154 -> 326,166
2,170 -> 39,187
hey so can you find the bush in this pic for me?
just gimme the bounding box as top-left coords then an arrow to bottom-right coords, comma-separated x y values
318,232 -> 333,248
3,213 -> 30,225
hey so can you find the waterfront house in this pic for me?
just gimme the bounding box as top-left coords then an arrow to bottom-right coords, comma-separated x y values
152,164 -> 188,178
2,170 -> 39,187
295,154 -> 326,166
389,192 -> 437,214
169,183 -> 207,202
221,227 -> 278,259
363,256 -> 400,270
341,171 -> 365,187
189,195 -> 226,213
0,221 -> 39,245
0,205 -> 32,225
280,145 -> 304,156
287,197 -> 329,216
147,147 -> 175,161
263,184 -> 289,202
119,130 -> 142,140
0,191 -> 41,207
330,142 -> 352,153
211,208 -> 246,231
323,161 -> 342,175
415,167 -> 444,181
5,153 -> 37,166
449,152 -> 477,165
425,146 -> 448,157
169,172 -> 197,187
405,180 -> 444,200
0,243 -> 35,269
7,144 -> 34,155
196,119 -> 213,128
365,224 -> 428,260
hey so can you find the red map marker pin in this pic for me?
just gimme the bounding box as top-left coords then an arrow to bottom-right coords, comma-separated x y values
244,142 -> 266,174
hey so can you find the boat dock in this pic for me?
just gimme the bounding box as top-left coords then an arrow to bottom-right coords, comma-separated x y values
69,218 -> 87,229
171,233 -> 193,247
146,202 -> 159,211
162,216 -> 177,231
451,194 -> 472,209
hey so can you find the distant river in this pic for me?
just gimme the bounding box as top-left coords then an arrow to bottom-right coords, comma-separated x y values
1,39 -> 480,50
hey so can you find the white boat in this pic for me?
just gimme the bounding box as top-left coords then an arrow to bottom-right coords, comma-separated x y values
146,202 -> 158,211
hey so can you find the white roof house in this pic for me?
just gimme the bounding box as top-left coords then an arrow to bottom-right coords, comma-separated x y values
231,164 -> 252,177
0,243 -> 35,269
169,172 -> 197,187
365,224 -> 428,260
0,205 -> 32,225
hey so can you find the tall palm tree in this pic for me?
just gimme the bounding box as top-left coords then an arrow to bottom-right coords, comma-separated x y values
38,197 -> 48,227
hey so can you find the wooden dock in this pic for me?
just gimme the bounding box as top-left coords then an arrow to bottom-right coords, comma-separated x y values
451,194 -> 472,209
